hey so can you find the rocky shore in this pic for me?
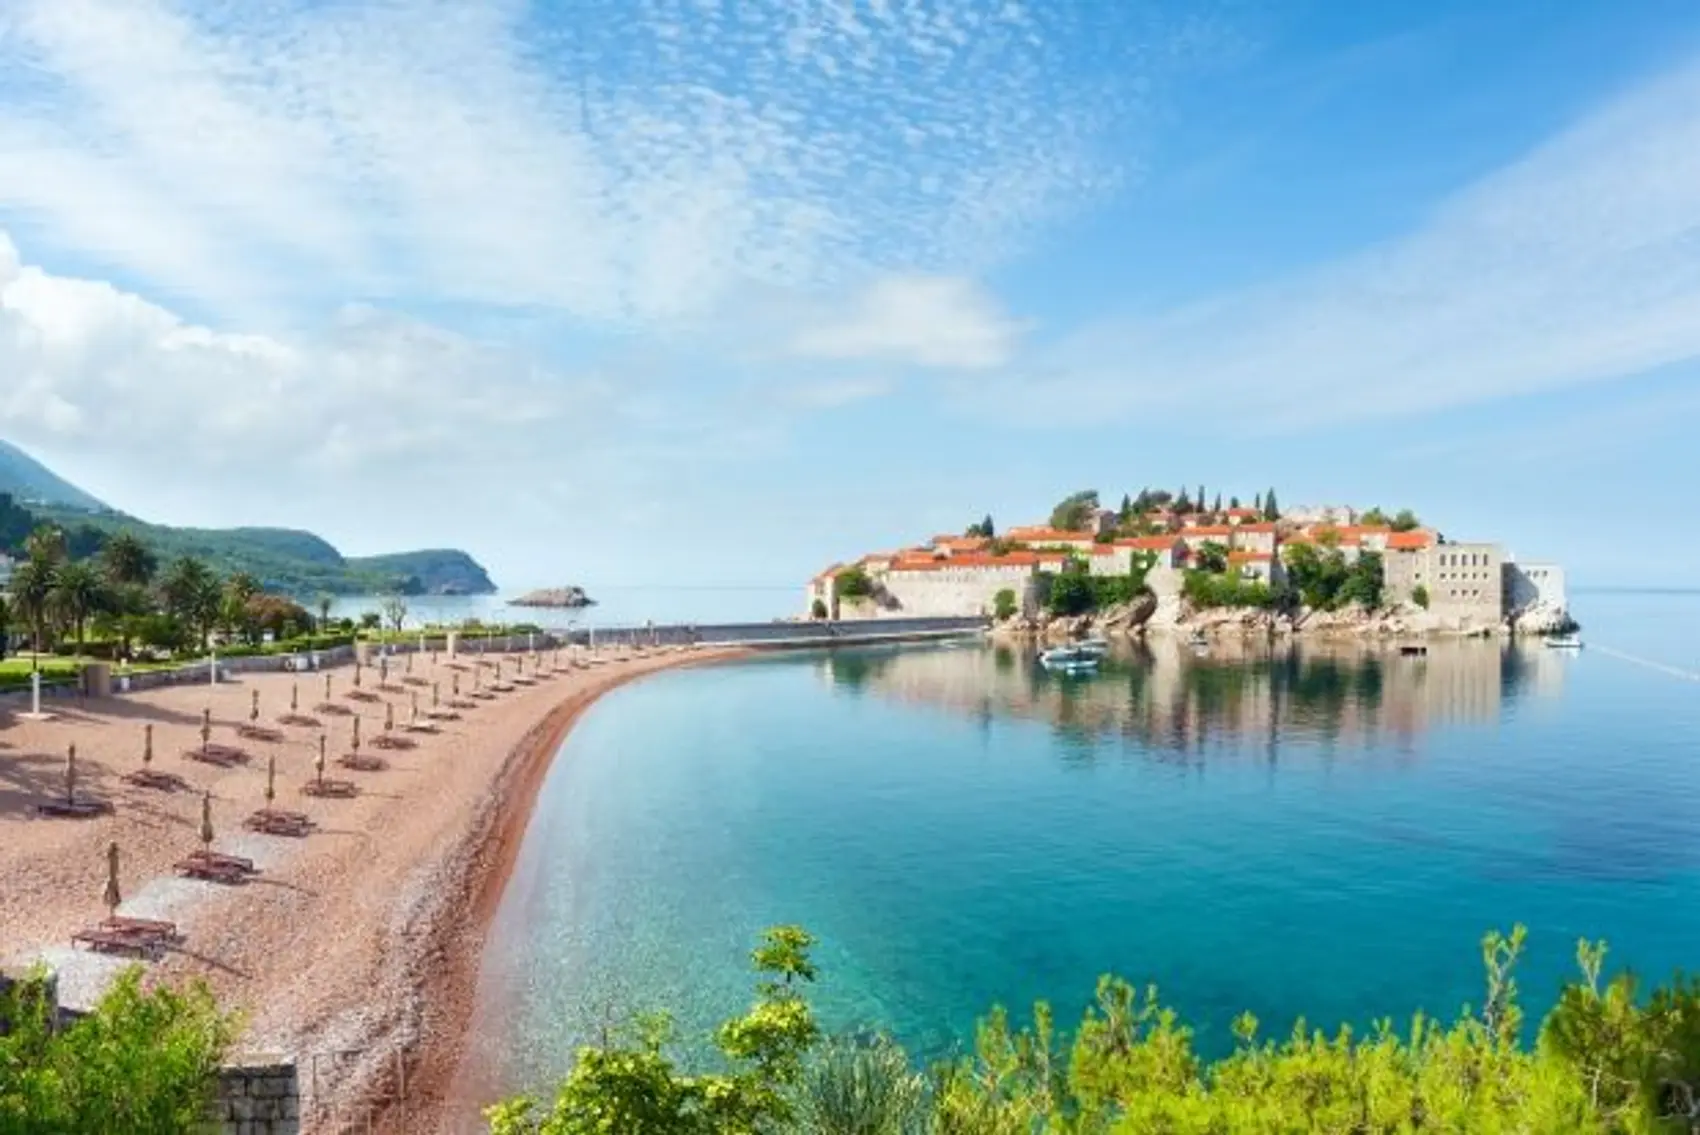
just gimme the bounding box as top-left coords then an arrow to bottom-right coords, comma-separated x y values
508,585 -> 595,609
992,593 -> 1578,643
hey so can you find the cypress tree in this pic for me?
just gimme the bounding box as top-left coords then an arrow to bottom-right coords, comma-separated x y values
1264,488 -> 1280,520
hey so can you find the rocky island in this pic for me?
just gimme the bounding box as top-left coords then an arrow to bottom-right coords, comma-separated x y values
508,585 -> 596,609
804,487 -> 1574,640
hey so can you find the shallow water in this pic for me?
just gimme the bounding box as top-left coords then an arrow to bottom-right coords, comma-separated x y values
466,591 -> 1700,1097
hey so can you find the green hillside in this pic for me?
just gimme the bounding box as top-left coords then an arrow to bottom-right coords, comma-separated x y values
22,505 -> 496,597
0,439 -> 108,511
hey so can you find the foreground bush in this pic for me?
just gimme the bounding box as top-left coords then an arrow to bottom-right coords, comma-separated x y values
488,926 -> 1700,1134
0,968 -> 236,1135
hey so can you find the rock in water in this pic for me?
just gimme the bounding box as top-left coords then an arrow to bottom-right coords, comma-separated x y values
509,586 -> 596,609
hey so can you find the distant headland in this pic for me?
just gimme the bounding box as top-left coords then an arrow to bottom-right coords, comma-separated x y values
806,486 -> 1573,639
0,438 -> 496,597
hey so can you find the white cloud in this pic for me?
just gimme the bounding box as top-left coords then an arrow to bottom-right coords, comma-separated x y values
970,54 -> 1700,430
787,275 -> 1025,369
0,0 -> 1146,331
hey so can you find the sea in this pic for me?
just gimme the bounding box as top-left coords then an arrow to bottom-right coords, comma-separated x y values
324,586 -> 798,631
458,590 -> 1700,1100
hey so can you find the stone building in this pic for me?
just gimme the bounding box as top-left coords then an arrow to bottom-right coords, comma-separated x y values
1503,559 -> 1567,615
1384,537 -> 1504,623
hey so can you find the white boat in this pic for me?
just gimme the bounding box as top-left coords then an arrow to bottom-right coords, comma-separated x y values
1545,634 -> 1584,649
1075,637 -> 1110,657
1040,645 -> 1101,672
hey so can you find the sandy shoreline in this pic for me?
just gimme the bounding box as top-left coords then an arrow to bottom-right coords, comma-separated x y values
0,645 -> 742,1133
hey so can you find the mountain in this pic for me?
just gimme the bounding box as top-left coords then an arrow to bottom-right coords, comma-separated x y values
0,439 -> 108,511
0,440 -> 497,596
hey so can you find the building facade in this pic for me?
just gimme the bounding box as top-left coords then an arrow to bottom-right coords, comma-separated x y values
1384,540 -> 1504,623
1503,559 -> 1567,615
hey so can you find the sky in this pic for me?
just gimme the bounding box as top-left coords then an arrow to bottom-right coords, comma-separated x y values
2,0 -> 1699,596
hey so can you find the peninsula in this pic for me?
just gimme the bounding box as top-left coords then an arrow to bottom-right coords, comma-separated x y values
806,487 -> 1572,638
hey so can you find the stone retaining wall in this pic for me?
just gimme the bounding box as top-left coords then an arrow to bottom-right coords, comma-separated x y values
212,1058 -> 300,1135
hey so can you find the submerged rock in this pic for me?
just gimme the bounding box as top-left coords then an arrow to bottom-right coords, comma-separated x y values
508,586 -> 596,609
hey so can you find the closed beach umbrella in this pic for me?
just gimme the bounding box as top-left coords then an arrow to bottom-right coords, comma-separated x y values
201,708 -> 212,749
380,656 -> 389,685
199,791 -> 214,850
385,702 -> 394,732
250,688 -> 260,722
65,743 -> 77,804
104,842 -> 121,919
316,735 -> 327,784
142,723 -> 153,768
265,756 -> 276,807
324,672 -> 333,701
432,682 -> 440,708
352,715 -> 362,753
452,673 -> 460,697
405,650 -> 413,674
353,661 -> 362,688
410,691 -> 419,721
291,682 -> 299,713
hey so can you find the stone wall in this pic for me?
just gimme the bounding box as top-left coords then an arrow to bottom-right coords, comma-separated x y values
876,567 -> 1040,618
212,1058 -> 301,1135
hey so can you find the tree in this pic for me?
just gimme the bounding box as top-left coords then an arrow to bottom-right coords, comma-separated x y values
1230,495 -> 1241,509
100,532 -> 158,587
810,598 -> 828,620
1195,540 -> 1229,574
380,594 -> 409,634
49,560 -> 111,657
834,566 -> 875,600
487,927 -> 821,1134
316,593 -> 334,634
1254,491 -> 1263,513
1197,485 -> 1206,514
1118,494 -> 1133,523
1263,487 -> 1280,520
1360,507 -> 1390,527
1411,584 -> 1431,609
1048,490 -> 1099,532
1046,563 -> 1096,616
0,966 -> 236,1132
966,514 -> 996,539
9,555 -> 59,662
1339,551 -> 1385,610
1212,492 -> 1222,515
0,593 -> 9,661
1391,508 -> 1421,532
993,589 -> 1019,621
359,611 -> 382,631
24,524 -> 67,565
159,557 -> 222,650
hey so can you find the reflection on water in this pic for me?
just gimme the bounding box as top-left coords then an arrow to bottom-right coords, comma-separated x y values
825,639 -> 1562,757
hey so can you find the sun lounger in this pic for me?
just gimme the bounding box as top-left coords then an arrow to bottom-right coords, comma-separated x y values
175,857 -> 252,884
370,734 -> 416,751
345,690 -> 380,703
314,702 -> 354,717
236,724 -> 284,743
34,796 -> 114,818
122,768 -> 188,791
402,676 -> 430,687
277,713 -> 322,727
424,709 -> 461,721
184,744 -> 250,768
301,778 -> 359,798
72,926 -> 157,957
243,810 -> 315,837
181,847 -> 257,873
104,914 -> 178,937
402,721 -> 440,734
336,753 -> 388,773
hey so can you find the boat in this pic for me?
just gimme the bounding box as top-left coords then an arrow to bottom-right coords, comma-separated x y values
1545,634 -> 1584,649
1188,630 -> 1209,648
1075,637 -> 1110,658
1039,645 -> 1101,672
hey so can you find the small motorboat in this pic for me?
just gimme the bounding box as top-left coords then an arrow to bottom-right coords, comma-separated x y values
1040,645 -> 1100,673
1075,637 -> 1110,658
1545,634 -> 1584,649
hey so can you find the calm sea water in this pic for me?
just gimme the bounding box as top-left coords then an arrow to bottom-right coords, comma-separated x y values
326,586 -> 797,631
463,591 -> 1700,1098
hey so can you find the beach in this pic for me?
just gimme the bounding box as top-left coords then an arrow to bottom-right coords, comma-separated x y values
0,645 -> 739,1132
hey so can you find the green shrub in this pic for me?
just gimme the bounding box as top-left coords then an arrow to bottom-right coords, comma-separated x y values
1412,583 -> 1431,609
992,589 -> 1018,621
1183,570 -> 1275,609
835,567 -> 875,600
0,967 -> 237,1133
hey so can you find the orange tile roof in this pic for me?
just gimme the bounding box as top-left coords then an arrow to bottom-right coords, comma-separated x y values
1182,525 -> 1234,538
1227,507 -> 1261,518
1234,522 -> 1277,534
1387,529 -> 1437,550
1229,551 -> 1273,562
1006,526 -> 1096,543
1114,535 -> 1184,550
888,551 -> 1056,573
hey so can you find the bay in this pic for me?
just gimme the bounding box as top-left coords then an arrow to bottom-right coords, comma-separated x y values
465,591 -> 1700,1098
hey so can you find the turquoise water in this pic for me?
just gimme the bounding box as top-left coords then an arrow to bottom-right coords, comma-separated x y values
465,592 -> 1700,1097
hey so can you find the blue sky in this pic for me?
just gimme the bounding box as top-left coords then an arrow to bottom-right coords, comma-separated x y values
1,0 -> 1698,594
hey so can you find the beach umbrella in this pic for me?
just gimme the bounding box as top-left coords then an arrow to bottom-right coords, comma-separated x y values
405,650 -> 414,674
353,661 -> 362,688
65,743 -> 77,804
452,673 -> 461,697
265,756 -> 276,807
199,791 -> 214,850
380,656 -> 389,684
290,682 -> 299,713
316,735 -> 327,784
201,708 -> 212,749
324,672 -> 333,701
104,842 -> 121,919
142,723 -> 154,769
384,702 -> 394,732
432,682 -> 440,708
352,715 -> 362,753
472,669 -> 481,693
410,691 -> 419,719
250,688 -> 260,722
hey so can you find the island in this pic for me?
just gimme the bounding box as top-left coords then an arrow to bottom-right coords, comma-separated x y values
508,586 -> 596,609
804,486 -> 1574,640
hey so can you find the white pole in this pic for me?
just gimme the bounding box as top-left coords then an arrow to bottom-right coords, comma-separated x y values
31,670 -> 41,715
209,648 -> 218,686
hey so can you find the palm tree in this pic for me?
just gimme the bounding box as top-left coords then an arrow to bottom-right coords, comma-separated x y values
49,561 -> 111,658
100,532 -> 158,587
0,593 -> 10,662
316,593 -> 334,635
160,556 -> 224,651
9,556 -> 59,665
24,525 -> 67,565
